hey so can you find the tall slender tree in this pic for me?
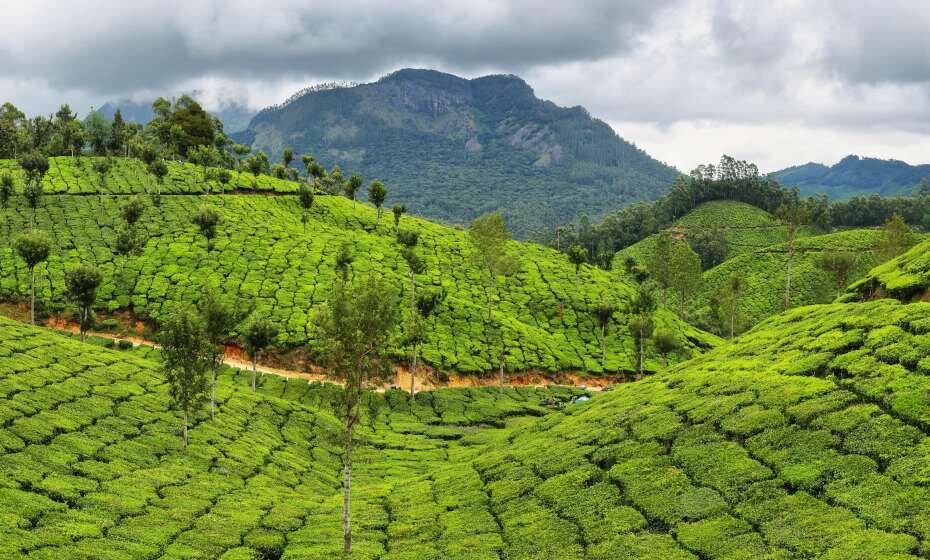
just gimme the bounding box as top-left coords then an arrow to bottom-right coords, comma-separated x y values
392,204 -> 407,231
242,314 -> 278,391
344,174 -> 362,202
14,231 -> 50,325
314,275 -> 399,554
776,200 -> 809,310
192,205 -> 220,251
567,245 -> 587,279
668,240 -> 702,317
468,212 -> 519,320
199,288 -> 237,419
627,281 -> 657,375
594,302 -> 617,366
299,183 -> 314,233
368,180 -> 387,225
159,304 -> 211,448
64,265 -> 103,342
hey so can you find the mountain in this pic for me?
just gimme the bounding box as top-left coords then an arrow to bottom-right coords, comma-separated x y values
235,68 -> 680,238
97,98 -> 255,133
774,154 -> 930,198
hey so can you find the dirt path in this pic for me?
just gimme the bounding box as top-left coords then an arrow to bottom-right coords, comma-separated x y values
2,307 -> 621,393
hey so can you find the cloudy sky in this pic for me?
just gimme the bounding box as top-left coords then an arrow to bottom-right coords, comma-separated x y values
3,0 -> 929,172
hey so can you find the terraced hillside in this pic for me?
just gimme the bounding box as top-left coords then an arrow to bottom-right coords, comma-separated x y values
0,157 -> 716,375
845,237 -> 930,302
0,157 -> 297,195
469,299 -> 930,559
0,316 -> 585,559
4,295 -> 930,558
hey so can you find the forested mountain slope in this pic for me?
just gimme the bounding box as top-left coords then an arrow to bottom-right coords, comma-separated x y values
0,157 -> 716,376
775,155 -> 930,198
236,69 -> 679,238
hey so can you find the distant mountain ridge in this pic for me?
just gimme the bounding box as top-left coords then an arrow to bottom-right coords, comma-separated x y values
774,154 -> 930,198
235,68 -> 679,237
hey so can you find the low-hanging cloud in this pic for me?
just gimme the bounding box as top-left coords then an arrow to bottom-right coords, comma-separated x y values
2,0 -> 930,172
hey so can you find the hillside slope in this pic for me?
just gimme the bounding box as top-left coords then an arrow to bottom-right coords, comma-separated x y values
0,316 -> 583,559
471,299 -> 930,559
0,157 -> 716,375
845,237 -> 930,301
774,154 -> 930,198
237,69 -> 679,237
5,296 -> 930,558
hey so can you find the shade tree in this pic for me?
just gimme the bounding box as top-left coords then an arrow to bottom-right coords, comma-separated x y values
368,180 -> 387,226
198,287 -> 238,419
313,274 -> 400,553
468,212 -> 519,320
242,314 -> 278,391
64,264 -> 103,342
14,230 -> 51,325
192,205 -> 221,251
159,303 -> 211,448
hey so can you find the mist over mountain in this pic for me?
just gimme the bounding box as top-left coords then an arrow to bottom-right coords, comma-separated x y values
774,154 -> 930,198
235,69 -> 679,237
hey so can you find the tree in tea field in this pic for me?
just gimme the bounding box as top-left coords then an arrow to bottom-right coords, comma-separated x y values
776,199 -> 810,309
714,274 -> 744,338
468,212 -> 519,320
593,302 -> 617,366
282,147 -> 294,170
335,242 -> 355,284
159,304 -> 211,448
20,151 -> 48,227
243,314 -> 278,391
329,165 -> 345,195
64,264 -> 103,342
314,274 -> 399,554
14,230 -> 51,325
198,288 -> 237,419
148,158 -> 168,201
566,244 -> 587,279
649,231 -> 674,303
653,329 -> 680,367
392,204 -> 406,231
627,280 -> 657,375
0,171 -> 12,225
344,173 -> 362,202
818,251 -> 857,298
192,205 -> 220,251
668,240 -> 702,318
120,196 -> 146,229
216,168 -> 231,197
368,180 -> 387,225
876,213 -> 913,262
298,183 -> 314,233
406,288 -> 444,396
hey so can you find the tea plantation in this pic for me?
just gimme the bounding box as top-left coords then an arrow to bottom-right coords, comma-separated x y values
0,159 -> 718,375
845,237 -> 930,302
4,294 -> 930,558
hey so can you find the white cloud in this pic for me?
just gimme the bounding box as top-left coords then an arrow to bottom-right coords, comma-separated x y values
1,0 -> 929,171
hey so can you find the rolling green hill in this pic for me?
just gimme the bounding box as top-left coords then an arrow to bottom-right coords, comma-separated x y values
236,69 -> 680,238
4,294 -> 930,558
0,157 -> 716,376
613,201 -> 915,333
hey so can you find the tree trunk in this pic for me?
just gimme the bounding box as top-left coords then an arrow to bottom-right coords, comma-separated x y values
499,358 -> 505,394
251,357 -> 257,391
410,343 -> 418,397
182,408 -> 189,448
638,331 -> 644,375
210,366 -> 216,420
80,309 -> 87,343
30,267 -> 35,325
487,274 -> 494,320
730,312 -> 735,339
785,245 -> 793,310
343,422 -> 354,554
601,325 -> 607,365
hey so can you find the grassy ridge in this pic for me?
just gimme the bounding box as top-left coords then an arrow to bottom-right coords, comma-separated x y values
469,299 -> 930,559
0,157 -> 298,195
845,237 -> 930,301
0,160 -> 718,374
0,316 -> 583,559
